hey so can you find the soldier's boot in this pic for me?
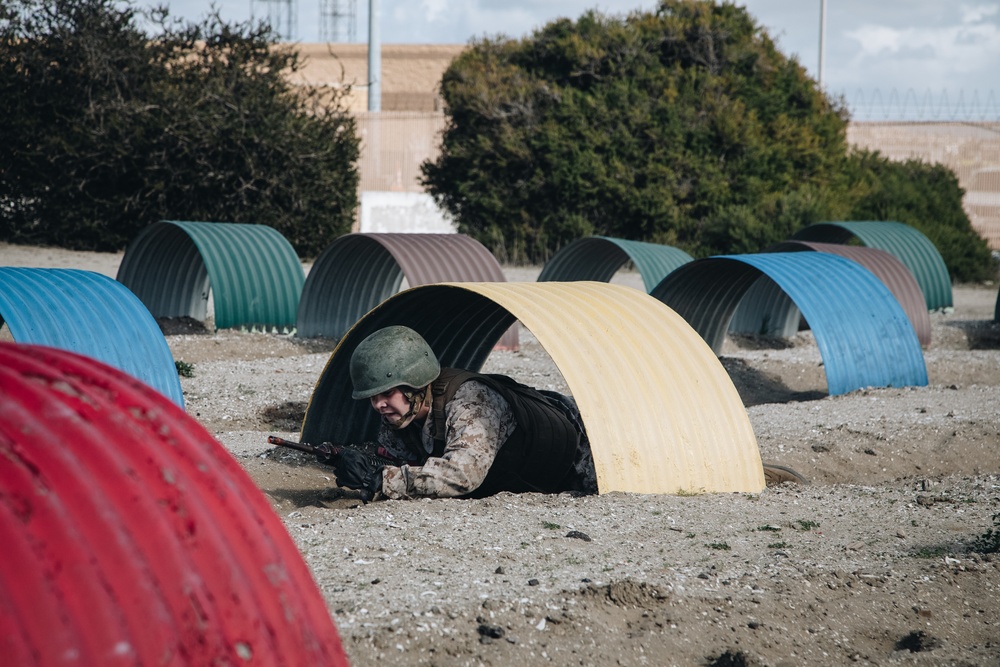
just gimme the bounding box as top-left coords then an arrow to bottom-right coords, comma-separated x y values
762,463 -> 809,487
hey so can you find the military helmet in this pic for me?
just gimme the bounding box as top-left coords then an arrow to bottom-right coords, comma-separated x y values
350,325 -> 441,399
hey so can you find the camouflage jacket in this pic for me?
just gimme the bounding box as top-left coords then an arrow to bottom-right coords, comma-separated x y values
376,379 -> 597,499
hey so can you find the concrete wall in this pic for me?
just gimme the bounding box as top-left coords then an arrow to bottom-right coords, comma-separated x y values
848,122 -> 1000,249
290,43 -> 465,112
358,192 -> 456,233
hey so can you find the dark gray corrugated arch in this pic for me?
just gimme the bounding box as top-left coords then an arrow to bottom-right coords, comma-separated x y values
729,241 -> 932,346
537,236 -> 694,293
0,267 -> 184,405
116,221 -> 305,331
791,221 -> 952,311
296,233 -> 517,348
650,253 -> 928,396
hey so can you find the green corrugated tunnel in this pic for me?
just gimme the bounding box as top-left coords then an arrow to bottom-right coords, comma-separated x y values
117,221 -> 305,331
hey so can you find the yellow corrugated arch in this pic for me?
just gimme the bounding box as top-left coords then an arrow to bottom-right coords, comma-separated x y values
302,282 -> 764,494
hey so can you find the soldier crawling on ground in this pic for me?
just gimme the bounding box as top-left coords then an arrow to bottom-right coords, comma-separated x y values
324,325 -> 807,501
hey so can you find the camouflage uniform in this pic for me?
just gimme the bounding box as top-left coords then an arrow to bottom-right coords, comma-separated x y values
377,380 -> 597,499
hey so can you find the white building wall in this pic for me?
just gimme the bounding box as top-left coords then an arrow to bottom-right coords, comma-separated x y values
358,191 -> 457,234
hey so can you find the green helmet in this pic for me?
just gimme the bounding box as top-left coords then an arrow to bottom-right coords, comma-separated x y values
350,325 -> 441,399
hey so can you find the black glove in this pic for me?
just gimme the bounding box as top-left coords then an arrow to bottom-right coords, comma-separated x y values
332,447 -> 384,500
314,442 -> 338,466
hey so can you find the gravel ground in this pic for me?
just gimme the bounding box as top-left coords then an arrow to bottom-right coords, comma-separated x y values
3,243 -> 1000,667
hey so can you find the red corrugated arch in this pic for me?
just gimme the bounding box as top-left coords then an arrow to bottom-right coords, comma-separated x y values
0,343 -> 349,667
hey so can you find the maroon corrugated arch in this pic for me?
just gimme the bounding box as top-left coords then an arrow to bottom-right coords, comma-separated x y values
768,240 -> 932,346
297,233 -> 518,349
0,342 -> 349,667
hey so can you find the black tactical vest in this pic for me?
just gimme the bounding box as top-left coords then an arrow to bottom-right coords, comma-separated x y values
430,368 -> 581,498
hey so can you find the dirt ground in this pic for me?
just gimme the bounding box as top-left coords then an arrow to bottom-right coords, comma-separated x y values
3,242 -> 1000,667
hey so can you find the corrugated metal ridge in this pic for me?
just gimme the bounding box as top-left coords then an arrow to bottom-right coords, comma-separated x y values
297,233 -> 517,349
302,281 -> 764,495
537,236 -> 694,293
117,220 -> 305,331
791,221 -> 953,311
771,241 -> 932,346
651,253 -> 928,396
0,343 -> 349,666
0,267 -> 184,405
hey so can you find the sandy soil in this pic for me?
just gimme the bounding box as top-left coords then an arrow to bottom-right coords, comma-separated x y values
3,242 -> 1000,667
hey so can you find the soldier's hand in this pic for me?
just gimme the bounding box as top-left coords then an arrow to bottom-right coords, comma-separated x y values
332,447 -> 384,499
314,442 -> 338,465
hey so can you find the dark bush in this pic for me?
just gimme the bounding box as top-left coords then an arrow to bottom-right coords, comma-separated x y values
420,0 -> 992,282
421,0 -> 853,264
0,0 -> 359,257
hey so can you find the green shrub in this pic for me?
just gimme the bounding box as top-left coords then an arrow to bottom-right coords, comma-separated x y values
422,0 -> 852,264
0,0 -> 360,257
972,513 -> 1000,554
420,0 -> 992,281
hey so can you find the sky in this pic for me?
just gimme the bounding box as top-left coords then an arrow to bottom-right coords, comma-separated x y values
142,1 -> 1000,120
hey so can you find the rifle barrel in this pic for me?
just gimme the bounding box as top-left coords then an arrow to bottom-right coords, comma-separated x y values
267,435 -> 316,454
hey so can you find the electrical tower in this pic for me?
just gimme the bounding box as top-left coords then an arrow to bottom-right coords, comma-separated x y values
250,0 -> 297,41
319,0 -> 357,42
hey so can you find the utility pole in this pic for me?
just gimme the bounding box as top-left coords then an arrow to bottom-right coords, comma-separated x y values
319,0 -> 357,42
368,0 -> 381,111
250,0 -> 297,41
818,0 -> 827,86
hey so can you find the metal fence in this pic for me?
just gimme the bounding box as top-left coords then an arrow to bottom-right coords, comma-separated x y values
354,112 -> 1000,250
841,89 -> 1000,123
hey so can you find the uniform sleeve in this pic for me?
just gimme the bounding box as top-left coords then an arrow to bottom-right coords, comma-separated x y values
381,381 -> 515,499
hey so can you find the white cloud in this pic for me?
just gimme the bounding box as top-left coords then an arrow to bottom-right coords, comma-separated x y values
845,17 -> 1000,77
960,3 -> 999,24
421,0 -> 449,24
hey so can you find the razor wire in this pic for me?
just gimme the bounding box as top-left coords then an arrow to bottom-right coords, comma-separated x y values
841,88 -> 1000,122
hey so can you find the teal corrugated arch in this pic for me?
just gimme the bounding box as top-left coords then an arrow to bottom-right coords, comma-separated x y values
0,267 -> 183,405
791,221 -> 952,311
538,237 -> 694,293
650,253 -> 928,397
116,221 -> 305,331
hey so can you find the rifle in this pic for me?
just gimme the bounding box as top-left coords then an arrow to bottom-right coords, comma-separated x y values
266,436 -> 397,502
267,435 -> 339,462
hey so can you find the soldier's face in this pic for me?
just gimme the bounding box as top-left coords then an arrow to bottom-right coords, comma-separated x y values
370,387 -> 410,423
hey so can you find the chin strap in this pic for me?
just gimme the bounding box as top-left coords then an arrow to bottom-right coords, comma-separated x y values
386,385 -> 431,430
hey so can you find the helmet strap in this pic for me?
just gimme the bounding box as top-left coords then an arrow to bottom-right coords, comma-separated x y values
386,385 -> 431,430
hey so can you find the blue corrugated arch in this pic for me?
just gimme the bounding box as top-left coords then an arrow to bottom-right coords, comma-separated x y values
0,267 -> 183,405
537,237 -> 694,293
650,253 -> 928,396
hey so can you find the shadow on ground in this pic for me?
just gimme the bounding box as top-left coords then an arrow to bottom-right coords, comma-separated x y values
719,357 -> 827,407
946,320 -> 1000,349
